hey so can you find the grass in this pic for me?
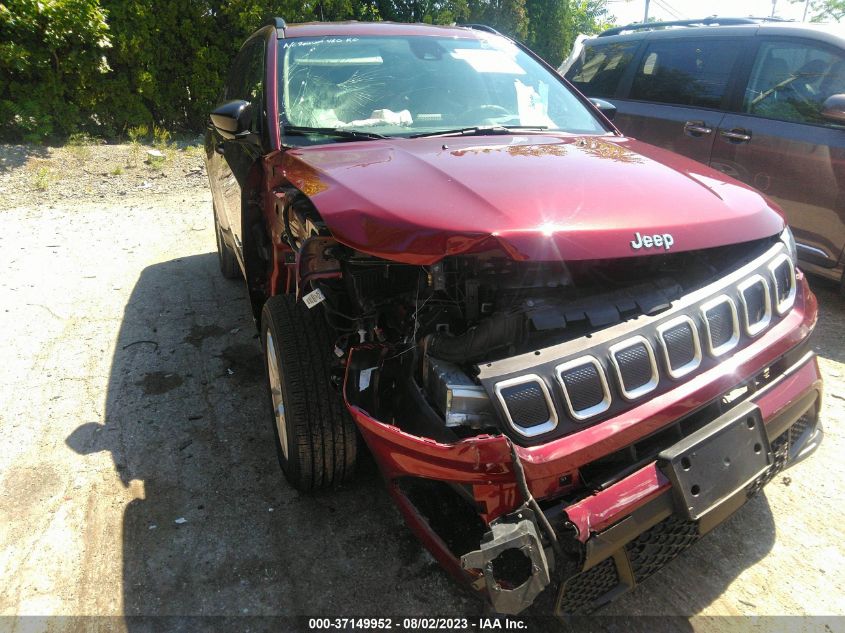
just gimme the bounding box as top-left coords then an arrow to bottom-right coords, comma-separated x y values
110,165 -> 124,176
152,125 -> 171,151
66,132 -> 100,160
127,125 -> 149,167
181,143 -> 203,158
125,124 -> 174,167
127,125 -> 149,144
31,166 -> 51,191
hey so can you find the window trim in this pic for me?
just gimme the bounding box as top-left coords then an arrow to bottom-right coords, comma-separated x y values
732,34 -> 845,129
566,38 -> 647,100
625,36 -> 748,112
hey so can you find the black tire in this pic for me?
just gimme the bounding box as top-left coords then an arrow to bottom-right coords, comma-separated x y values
261,294 -> 358,491
214,205 -> 240,279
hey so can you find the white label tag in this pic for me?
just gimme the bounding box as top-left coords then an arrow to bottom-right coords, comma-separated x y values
302,288 -> 326,309
359,367 -> 375,391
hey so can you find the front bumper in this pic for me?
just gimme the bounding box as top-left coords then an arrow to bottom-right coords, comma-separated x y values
555,350 -> 822,615
343,272 -> 821,614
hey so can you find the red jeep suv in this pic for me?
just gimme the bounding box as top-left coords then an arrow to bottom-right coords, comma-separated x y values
204,19 -> 823,616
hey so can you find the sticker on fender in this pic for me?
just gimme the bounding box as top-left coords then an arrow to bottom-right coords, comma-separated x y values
303,288 -> 326,309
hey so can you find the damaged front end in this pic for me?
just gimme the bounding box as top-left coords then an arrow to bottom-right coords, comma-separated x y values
294,209 -> 822,614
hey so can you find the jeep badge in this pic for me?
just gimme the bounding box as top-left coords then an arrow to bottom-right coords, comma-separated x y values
631,232 -> 674,250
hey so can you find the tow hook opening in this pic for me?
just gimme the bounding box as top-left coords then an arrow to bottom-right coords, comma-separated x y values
461,512 -> 552,615
491,548 -> 533,588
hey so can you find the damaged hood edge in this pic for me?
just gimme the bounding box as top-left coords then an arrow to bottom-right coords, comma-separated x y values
272,134 -> 785,265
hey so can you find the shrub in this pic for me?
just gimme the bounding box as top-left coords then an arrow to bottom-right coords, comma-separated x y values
0,0 -> 112,140
0,0 -> 609,142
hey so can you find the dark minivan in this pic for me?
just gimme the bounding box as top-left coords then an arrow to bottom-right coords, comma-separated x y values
565,18 -> 845,288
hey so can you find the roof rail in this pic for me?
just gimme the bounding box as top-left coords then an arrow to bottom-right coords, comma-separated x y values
461,23 -> 504,36
264,17 -> 287,31
598,16 -> 791,37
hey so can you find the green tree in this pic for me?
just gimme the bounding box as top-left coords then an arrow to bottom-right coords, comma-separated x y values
525,0 -> 609,66
0,0 -> 111,140
795,0 -> 845,21
0,0 -> 612,140
466,0 -> 527,39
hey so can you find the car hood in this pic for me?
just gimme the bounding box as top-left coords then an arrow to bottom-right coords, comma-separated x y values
274,134 -> 784,265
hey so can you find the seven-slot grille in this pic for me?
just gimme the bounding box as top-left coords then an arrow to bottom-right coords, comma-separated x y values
494,375 -> 557,437
555,357 -> 611,420
609,336 -> 659,400
493,250 -> 798,438
769,254 -> 797,315
656,315 -> 701,379
700,295 -> 739,356
738,274 -> 771,336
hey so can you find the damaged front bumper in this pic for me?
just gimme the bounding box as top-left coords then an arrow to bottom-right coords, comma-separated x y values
342,272 -> 821,615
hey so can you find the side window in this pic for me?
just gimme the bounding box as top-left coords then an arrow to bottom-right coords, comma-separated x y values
629,39 -> 740,109
566,42 -> 639,98
744,41 -> 845,126
223,38 -> 266,131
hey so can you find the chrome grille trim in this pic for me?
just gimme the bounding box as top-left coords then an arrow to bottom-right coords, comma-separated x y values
737,274 -> 772,337
700,295 -> 740,357
477,244 -> 801,440
493,374 -> 558,438
656,315 -> 702,379
554,356 -> 611,421
768,254 -> 796,316
609,336 -> 659,400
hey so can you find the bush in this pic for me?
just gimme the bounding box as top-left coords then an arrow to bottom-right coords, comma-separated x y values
0,0 -> 111,141
0,0 -> 609,142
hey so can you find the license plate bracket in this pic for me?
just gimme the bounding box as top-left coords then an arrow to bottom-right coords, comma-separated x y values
658,401 -> 771,521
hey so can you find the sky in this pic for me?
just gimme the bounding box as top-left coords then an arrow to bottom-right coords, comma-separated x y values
607,0 -> 814,26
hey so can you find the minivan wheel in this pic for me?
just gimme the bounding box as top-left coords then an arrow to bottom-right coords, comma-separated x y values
260,294 -> 358,491
213,205 -> 239,279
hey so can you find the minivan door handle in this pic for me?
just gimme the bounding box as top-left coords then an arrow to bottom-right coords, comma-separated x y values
720,129 -> 752,143
684,121 -> 713,136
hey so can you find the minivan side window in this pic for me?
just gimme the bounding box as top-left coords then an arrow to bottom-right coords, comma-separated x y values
566,42 -> 640,98
744,41 -> 845,126
629,39 -> 740,109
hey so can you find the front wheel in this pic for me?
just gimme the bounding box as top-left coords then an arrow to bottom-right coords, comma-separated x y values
261,294 -> 358,491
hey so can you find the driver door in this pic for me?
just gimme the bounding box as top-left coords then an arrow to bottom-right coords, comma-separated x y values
709,38 -> 845,271
207,37 -> 266,258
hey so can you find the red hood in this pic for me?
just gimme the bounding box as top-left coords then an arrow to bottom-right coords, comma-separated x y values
275,134 -> 784,265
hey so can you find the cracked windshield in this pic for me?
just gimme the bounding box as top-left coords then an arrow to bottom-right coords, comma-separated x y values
279,35 -> 607,142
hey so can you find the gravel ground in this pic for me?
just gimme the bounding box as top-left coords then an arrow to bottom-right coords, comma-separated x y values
0,143 -> 843,632
0,139 -> 206,211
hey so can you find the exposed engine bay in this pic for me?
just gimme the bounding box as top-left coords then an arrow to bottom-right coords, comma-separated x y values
283,189 -> 777,445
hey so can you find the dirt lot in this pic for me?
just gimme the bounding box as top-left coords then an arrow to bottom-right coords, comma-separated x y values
0,143 -> 843,632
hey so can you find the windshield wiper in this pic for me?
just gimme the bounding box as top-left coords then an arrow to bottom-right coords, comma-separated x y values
282,125 -> 388,140
409,125 -> 549,139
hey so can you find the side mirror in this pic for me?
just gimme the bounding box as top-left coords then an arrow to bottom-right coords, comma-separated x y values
589,98 -> 617,121
210,99 -> 254,140
821,94 -> 845,123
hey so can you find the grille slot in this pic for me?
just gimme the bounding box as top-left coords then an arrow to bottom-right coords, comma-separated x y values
700,295 -> 739,357
657,315 -> 701,379
625,515 -> 699,583
555,356 -> 611,420
609,336 -> 658,400
789,411 -> 814,445
556,556 -> 620,616
500,383 -> 548,426
768,254 -> 796,315
494,375 -> 557,437
738,274 -> 771,337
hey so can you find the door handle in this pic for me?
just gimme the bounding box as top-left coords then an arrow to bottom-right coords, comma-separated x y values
720,129 -> 752,143
684,121 -> 712,136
